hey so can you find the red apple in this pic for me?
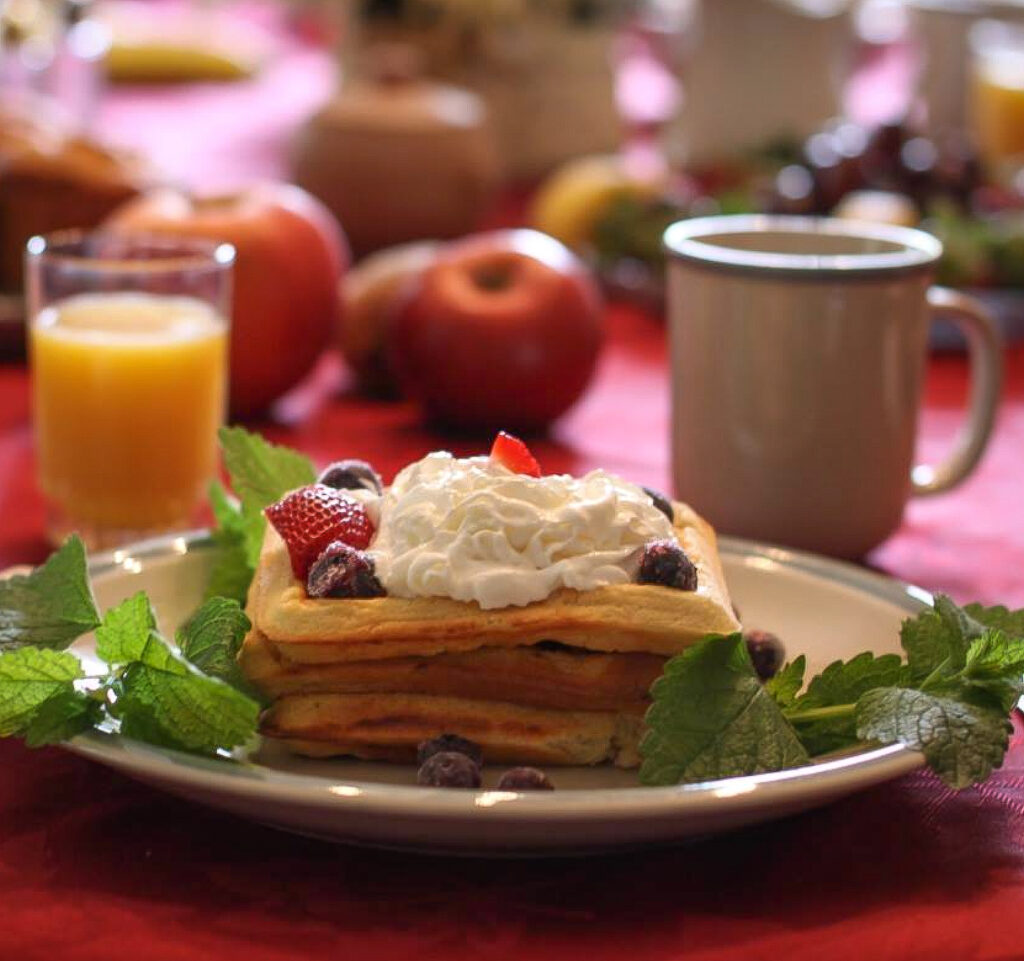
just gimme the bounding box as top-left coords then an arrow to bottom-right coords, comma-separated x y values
104,183 -> 348,417
339,240 -> 440,396
389,230 -> 604,430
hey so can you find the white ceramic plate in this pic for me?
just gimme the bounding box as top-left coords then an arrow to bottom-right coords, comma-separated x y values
65,533 -> 930,855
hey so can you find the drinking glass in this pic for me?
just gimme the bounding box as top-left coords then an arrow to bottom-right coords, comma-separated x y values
25,230 -> 234,549
970,19 -> 1024,190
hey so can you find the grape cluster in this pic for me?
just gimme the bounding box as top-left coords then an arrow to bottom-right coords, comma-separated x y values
765,119 -> 981,216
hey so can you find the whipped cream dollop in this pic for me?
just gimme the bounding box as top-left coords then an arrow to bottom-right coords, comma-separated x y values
368,452 -> 676,609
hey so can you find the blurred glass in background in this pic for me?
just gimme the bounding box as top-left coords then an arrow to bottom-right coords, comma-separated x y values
970,17 -> 1024,189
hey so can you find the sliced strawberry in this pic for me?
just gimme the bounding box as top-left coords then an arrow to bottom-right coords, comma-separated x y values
264,484 -> 375,581
490,431 -> 541,477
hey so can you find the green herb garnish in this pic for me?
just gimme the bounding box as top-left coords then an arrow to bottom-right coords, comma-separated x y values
0,538 -> 258,757
640,596 -> 1024,790
0,535 -> 100,651
205,427 -> 316,604
640,634 -> 810,786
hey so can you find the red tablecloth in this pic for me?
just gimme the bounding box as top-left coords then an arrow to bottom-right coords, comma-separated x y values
4,10 -> 1024,959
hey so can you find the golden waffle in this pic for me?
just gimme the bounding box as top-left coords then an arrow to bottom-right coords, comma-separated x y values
244,501 -> 739,665
261,692 -> 644,767
241,629 -> 663,713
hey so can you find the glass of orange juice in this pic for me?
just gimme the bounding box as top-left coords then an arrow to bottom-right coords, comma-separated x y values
971,19 -> 1024,189
25,231 -> 234,549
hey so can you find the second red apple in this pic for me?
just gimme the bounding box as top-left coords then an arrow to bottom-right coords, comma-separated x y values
389,229 -> 604,431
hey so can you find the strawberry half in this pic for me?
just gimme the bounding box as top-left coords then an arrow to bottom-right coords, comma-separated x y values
490,431 -> 541,477
264,484 -> 375,581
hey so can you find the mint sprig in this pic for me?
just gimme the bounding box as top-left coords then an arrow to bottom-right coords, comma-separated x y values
205,427 -> 316,603
96,593 -> 258,753
642,595 -> 1024,790
0,428 -> 311,757
0,540 -> 259,758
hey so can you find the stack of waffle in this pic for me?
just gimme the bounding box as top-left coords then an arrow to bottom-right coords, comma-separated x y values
239,502 -> 739,767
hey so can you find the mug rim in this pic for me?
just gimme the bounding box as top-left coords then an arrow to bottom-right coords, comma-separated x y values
663,215 -> 942,278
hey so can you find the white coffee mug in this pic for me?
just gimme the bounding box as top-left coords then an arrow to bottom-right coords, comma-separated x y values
665,215 -> 1003,558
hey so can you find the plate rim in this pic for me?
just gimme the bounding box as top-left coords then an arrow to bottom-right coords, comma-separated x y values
65,531 -> 931,823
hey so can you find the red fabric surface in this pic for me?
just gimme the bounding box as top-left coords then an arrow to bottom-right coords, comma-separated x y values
3,721 -> 1024,961
4,8 -> 1024,958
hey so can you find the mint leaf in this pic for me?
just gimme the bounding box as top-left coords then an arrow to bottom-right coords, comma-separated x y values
177,597 -> 251,689
23,689 -> 103,746
204,482 -> 255,605
219,426 -> 316,509
856,687 -> 1010,789
94,593 -> 157,664
112,624 -> 258,754
900,595 -> 981,683
0,647 -> 83,736
640,634 -> 809,786
119,653 -> 258,754
943,630 -> 1024,714
118,700 -> 195,753
0,536 -> 100,651
765,655 -> 805,709
88,590 -> 259,754
965,604 -> 1024,640
900,609 -> 953,682
793,652 -> 904,710
209,478 -> 243,531
963,630 -> 1024,679
785,652 -> 904,755
935,595 -> 986,658
218,427 -> 316,568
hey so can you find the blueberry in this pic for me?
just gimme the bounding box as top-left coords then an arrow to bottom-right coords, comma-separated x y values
417,751 -> 482,788
416,733 -> 483,767
317,459 -> 383,496
745,630 -> 785,681
637,540 -> 698,591
642,486 -> 675,524
496,767 -> 554,791
306,542 -> 385,599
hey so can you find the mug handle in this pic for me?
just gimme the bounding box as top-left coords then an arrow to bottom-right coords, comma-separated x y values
911,286 -> 1003,496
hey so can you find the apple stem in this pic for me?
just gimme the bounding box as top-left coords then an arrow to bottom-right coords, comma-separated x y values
472,267 -> 514,292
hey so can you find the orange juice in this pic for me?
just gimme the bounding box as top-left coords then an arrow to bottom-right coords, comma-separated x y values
972,51 -> 1024,179
31,292 -> 228,537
